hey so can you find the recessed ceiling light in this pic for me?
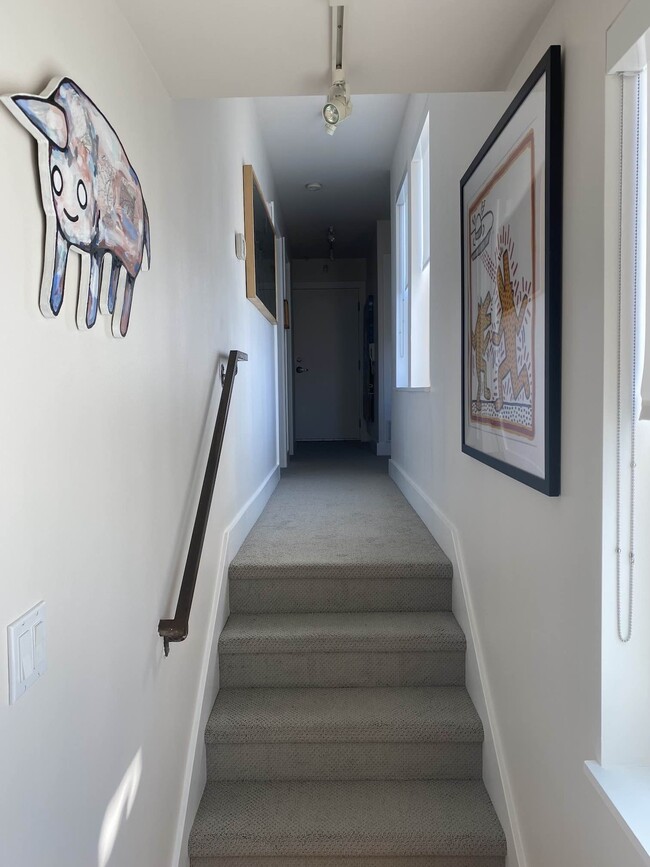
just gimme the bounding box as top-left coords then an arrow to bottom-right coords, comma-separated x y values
305,182 -> 323,192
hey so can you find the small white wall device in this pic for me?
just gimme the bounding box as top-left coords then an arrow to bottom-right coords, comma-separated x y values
7,601 -> 46,704
235,232 -> 247,261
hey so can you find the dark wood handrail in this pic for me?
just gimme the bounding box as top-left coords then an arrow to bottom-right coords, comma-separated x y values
159,349 -> 248,656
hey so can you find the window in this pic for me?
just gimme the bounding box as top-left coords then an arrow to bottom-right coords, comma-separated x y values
588,9 -> 650,854
395,114 -> 430,388
395,175 -> 409,387
601,59 -> 650,766
420,117 -> 430,270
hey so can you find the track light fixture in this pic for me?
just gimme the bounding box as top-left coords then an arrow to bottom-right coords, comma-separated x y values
323,78 -> 352,136
323,4 -> 352,135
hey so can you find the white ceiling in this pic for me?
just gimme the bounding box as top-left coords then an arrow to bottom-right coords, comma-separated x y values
115,0 -> 554,257
255,93 -> 407,257
115,0 -> 555,99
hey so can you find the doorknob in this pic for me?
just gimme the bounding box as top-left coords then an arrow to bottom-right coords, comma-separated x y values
296,366 -> 309,373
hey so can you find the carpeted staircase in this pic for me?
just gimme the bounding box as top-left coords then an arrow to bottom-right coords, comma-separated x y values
188,446 -> 506,866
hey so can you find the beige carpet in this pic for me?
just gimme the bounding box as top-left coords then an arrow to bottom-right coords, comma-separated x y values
189,443 -> 506,866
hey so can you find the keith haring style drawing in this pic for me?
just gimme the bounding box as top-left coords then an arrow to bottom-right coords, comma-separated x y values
470,201 -> 493,261
492,246 -> 530,413
466,131 -> 536,440
461,45 -> 562,495
2,77 -> 150,337
471,292 -> 492,406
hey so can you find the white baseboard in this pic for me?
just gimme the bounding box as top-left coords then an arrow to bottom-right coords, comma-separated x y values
376,441 -> 392,456
389,459 -> 526,867
172,464 -> 280,867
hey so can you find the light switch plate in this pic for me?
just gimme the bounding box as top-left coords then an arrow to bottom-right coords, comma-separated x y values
8,602 -> 46,704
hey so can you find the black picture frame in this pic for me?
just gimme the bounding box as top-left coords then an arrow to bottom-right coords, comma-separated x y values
460,45 -> 563,496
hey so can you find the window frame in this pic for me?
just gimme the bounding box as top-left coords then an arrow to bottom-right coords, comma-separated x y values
395,170 -> 410,388
394,112 -> 431,390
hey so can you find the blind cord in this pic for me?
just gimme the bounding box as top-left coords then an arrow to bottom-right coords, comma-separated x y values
616,72 -> 641,644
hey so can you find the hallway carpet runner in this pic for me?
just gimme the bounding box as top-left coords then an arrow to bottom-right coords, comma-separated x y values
189,444 -> 506,866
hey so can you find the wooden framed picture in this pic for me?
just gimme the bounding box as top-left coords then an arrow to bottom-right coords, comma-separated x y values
461,45 -> 563,496
243,164 -> 277,324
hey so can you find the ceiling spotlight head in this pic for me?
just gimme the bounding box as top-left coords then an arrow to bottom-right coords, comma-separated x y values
323,103 -> 340,125
322,79 -> 351,135
305,182 -> 323,191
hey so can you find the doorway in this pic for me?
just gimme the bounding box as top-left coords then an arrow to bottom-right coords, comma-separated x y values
293,287 -> 361,441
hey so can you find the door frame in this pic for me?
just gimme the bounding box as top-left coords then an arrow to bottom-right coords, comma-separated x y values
291,281 -> 365,443
275,237 -> 288,467
285,260 -> 294,458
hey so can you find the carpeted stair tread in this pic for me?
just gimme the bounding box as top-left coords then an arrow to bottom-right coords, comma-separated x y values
219,612 -> 465,655
188,780 -> 506,859
206,687 -> 482,744
229,454 -> 452,583
192,858 -> 505,866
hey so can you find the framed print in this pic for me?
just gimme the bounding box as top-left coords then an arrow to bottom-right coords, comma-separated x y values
461,45 -> 563,496
243,164 -> 277,324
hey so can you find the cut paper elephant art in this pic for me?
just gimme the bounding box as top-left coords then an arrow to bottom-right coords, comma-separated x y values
2,77 -> 150,337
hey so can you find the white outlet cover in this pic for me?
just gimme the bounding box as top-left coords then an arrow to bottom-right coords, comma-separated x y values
8,602 -> 46,704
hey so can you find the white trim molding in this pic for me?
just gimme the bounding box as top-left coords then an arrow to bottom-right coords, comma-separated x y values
585,761 -> 650,865
607,0 -> 650,74
389,458 -> 527,867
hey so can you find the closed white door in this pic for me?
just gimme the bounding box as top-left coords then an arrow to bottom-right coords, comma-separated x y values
293,288 -> 360,441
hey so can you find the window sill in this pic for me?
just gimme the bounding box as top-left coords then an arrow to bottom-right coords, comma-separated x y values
584,761 -> 650,864
393,386 -> 431,393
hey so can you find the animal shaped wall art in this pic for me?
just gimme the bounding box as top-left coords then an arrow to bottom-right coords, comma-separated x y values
1,77 -> 150,337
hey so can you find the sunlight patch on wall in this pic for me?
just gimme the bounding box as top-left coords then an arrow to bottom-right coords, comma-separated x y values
98,749 -> 143,867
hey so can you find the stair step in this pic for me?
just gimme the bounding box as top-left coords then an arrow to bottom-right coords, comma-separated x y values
209,740 -> 482,781
230,513 -> 452,586
219,613 -> 465,688
229,575 -> 452,613
206,686 -> 483,781
192,859 -> 505,867
229,557 -> 453,583
208,687 -> 482,743
188,780 -> 506,863
219,612 -> 465,654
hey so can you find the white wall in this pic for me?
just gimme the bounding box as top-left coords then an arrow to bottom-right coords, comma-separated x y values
0,4 -> 280,867
390,0 -> 648,865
